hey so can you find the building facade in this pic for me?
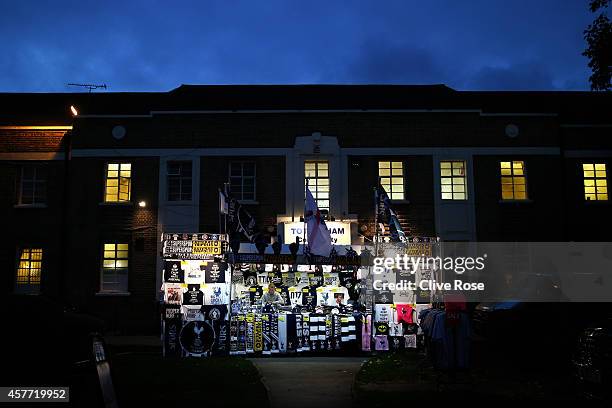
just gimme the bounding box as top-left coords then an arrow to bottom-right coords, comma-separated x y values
1,85 -> 611,333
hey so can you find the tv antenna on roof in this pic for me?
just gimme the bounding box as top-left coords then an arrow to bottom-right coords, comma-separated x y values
67,83 -> 107,93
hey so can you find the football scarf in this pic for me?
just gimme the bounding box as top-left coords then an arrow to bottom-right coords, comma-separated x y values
246,313 -> 255,353
271,314 -> 280,353
229,316 -> 238,355
212,320 -> 229,356
262,314 -> 271,355
277,314 -> 288,352
163,318 -> 182,358
237,315 -> 247,355
254,315 -> 263,352
295,313 -> 304,352
361,314 -> 372,352
301,313 -> 311,352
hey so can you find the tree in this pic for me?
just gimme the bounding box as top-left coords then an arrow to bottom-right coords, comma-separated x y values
583,0 -> 612,90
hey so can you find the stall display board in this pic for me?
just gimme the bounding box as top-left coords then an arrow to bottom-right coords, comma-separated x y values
161,233 -> 231,357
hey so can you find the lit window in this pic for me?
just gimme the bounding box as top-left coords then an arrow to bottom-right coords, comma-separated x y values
167,161 -> 192,201
18,166 -> 46,205
583,163 -> 608,201
305,161 -> 329,211
440,161 -> 467,200
15,248 -> 42,293
104,163 -> 131,202
379,161 -> 404,200
500,161 -> 528,200
229,162 -> 256,201
101,243 -> 129,292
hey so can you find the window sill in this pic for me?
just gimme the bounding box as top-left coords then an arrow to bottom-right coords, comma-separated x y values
238,200 -> 259,205
164,200 -> 194,205
498,199 -> 533,204
389,200 -> 410,205
95,291 -> 131,297
583,200 -> 610,205
13,204 -> 48,209
98,202 -> 133,207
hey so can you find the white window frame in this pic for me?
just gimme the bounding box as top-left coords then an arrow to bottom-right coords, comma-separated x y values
305,160 -> 330,212
378,161 -> 405,201
100,243 -> 129,293
440,160 -> 467,200
229,161 -> 256,202
104,163 -> 132,203
18,165 -> 46,205
167,160 -> 193,202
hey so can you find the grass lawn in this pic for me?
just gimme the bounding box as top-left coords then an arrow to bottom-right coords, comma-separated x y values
110,351 -> 269,407
354,349 -> 594,406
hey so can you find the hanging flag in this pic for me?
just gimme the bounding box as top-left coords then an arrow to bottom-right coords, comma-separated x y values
304,187 -> 333,256
375,184 -> 407,242
223,188 -> 259,242
219,189 -> 228,215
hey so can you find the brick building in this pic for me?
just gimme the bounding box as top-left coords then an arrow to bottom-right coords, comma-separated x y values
1,85 -> 611,333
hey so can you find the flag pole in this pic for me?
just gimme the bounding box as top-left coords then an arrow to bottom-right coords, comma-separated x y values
223,182 -> 229,235
302,177 -> 309,255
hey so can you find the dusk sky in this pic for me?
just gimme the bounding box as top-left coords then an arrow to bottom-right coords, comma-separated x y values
0,0 -> 598,92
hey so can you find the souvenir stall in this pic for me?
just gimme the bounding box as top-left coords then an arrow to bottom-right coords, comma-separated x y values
368,237 -> 441,352
227,245 -> 365,355
159,232 -> 445,358
160,233 -> 231,357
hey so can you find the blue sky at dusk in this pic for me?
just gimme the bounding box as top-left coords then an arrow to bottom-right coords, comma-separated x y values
0,0 -> 597,92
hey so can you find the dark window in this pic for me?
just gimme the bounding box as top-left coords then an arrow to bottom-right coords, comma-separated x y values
167,161 -> 192,201
18,165 -> 47,205
229,162 -> 256,201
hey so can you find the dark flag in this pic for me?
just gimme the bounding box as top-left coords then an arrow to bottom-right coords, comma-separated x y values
221,188 -> 259,242
375,184 -> 407,242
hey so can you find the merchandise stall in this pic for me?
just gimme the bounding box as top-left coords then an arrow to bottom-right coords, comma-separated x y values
159,232 -> 444,358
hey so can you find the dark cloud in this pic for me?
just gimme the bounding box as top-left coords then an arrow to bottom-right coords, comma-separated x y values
0,0 -> 597,91
467,61 -> 557,90
328,39 -> 448,84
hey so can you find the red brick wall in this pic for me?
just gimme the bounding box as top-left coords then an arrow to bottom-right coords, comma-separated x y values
71,112 -> 560,149
0,130 -> 67,152
348,156 -> 436,239
473,155 -> 565,241
65,156 -> 160,333
199,156 -> 286,239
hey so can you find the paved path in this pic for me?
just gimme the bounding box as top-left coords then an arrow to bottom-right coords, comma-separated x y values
250,357 -> 366,408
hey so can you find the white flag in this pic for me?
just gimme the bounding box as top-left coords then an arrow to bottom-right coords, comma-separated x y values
219,189 -> 228,214
304,187 -> 332,256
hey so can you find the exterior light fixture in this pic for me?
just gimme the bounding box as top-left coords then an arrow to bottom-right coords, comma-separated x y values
70,105 -> 78,116
138,201 -> 146,208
